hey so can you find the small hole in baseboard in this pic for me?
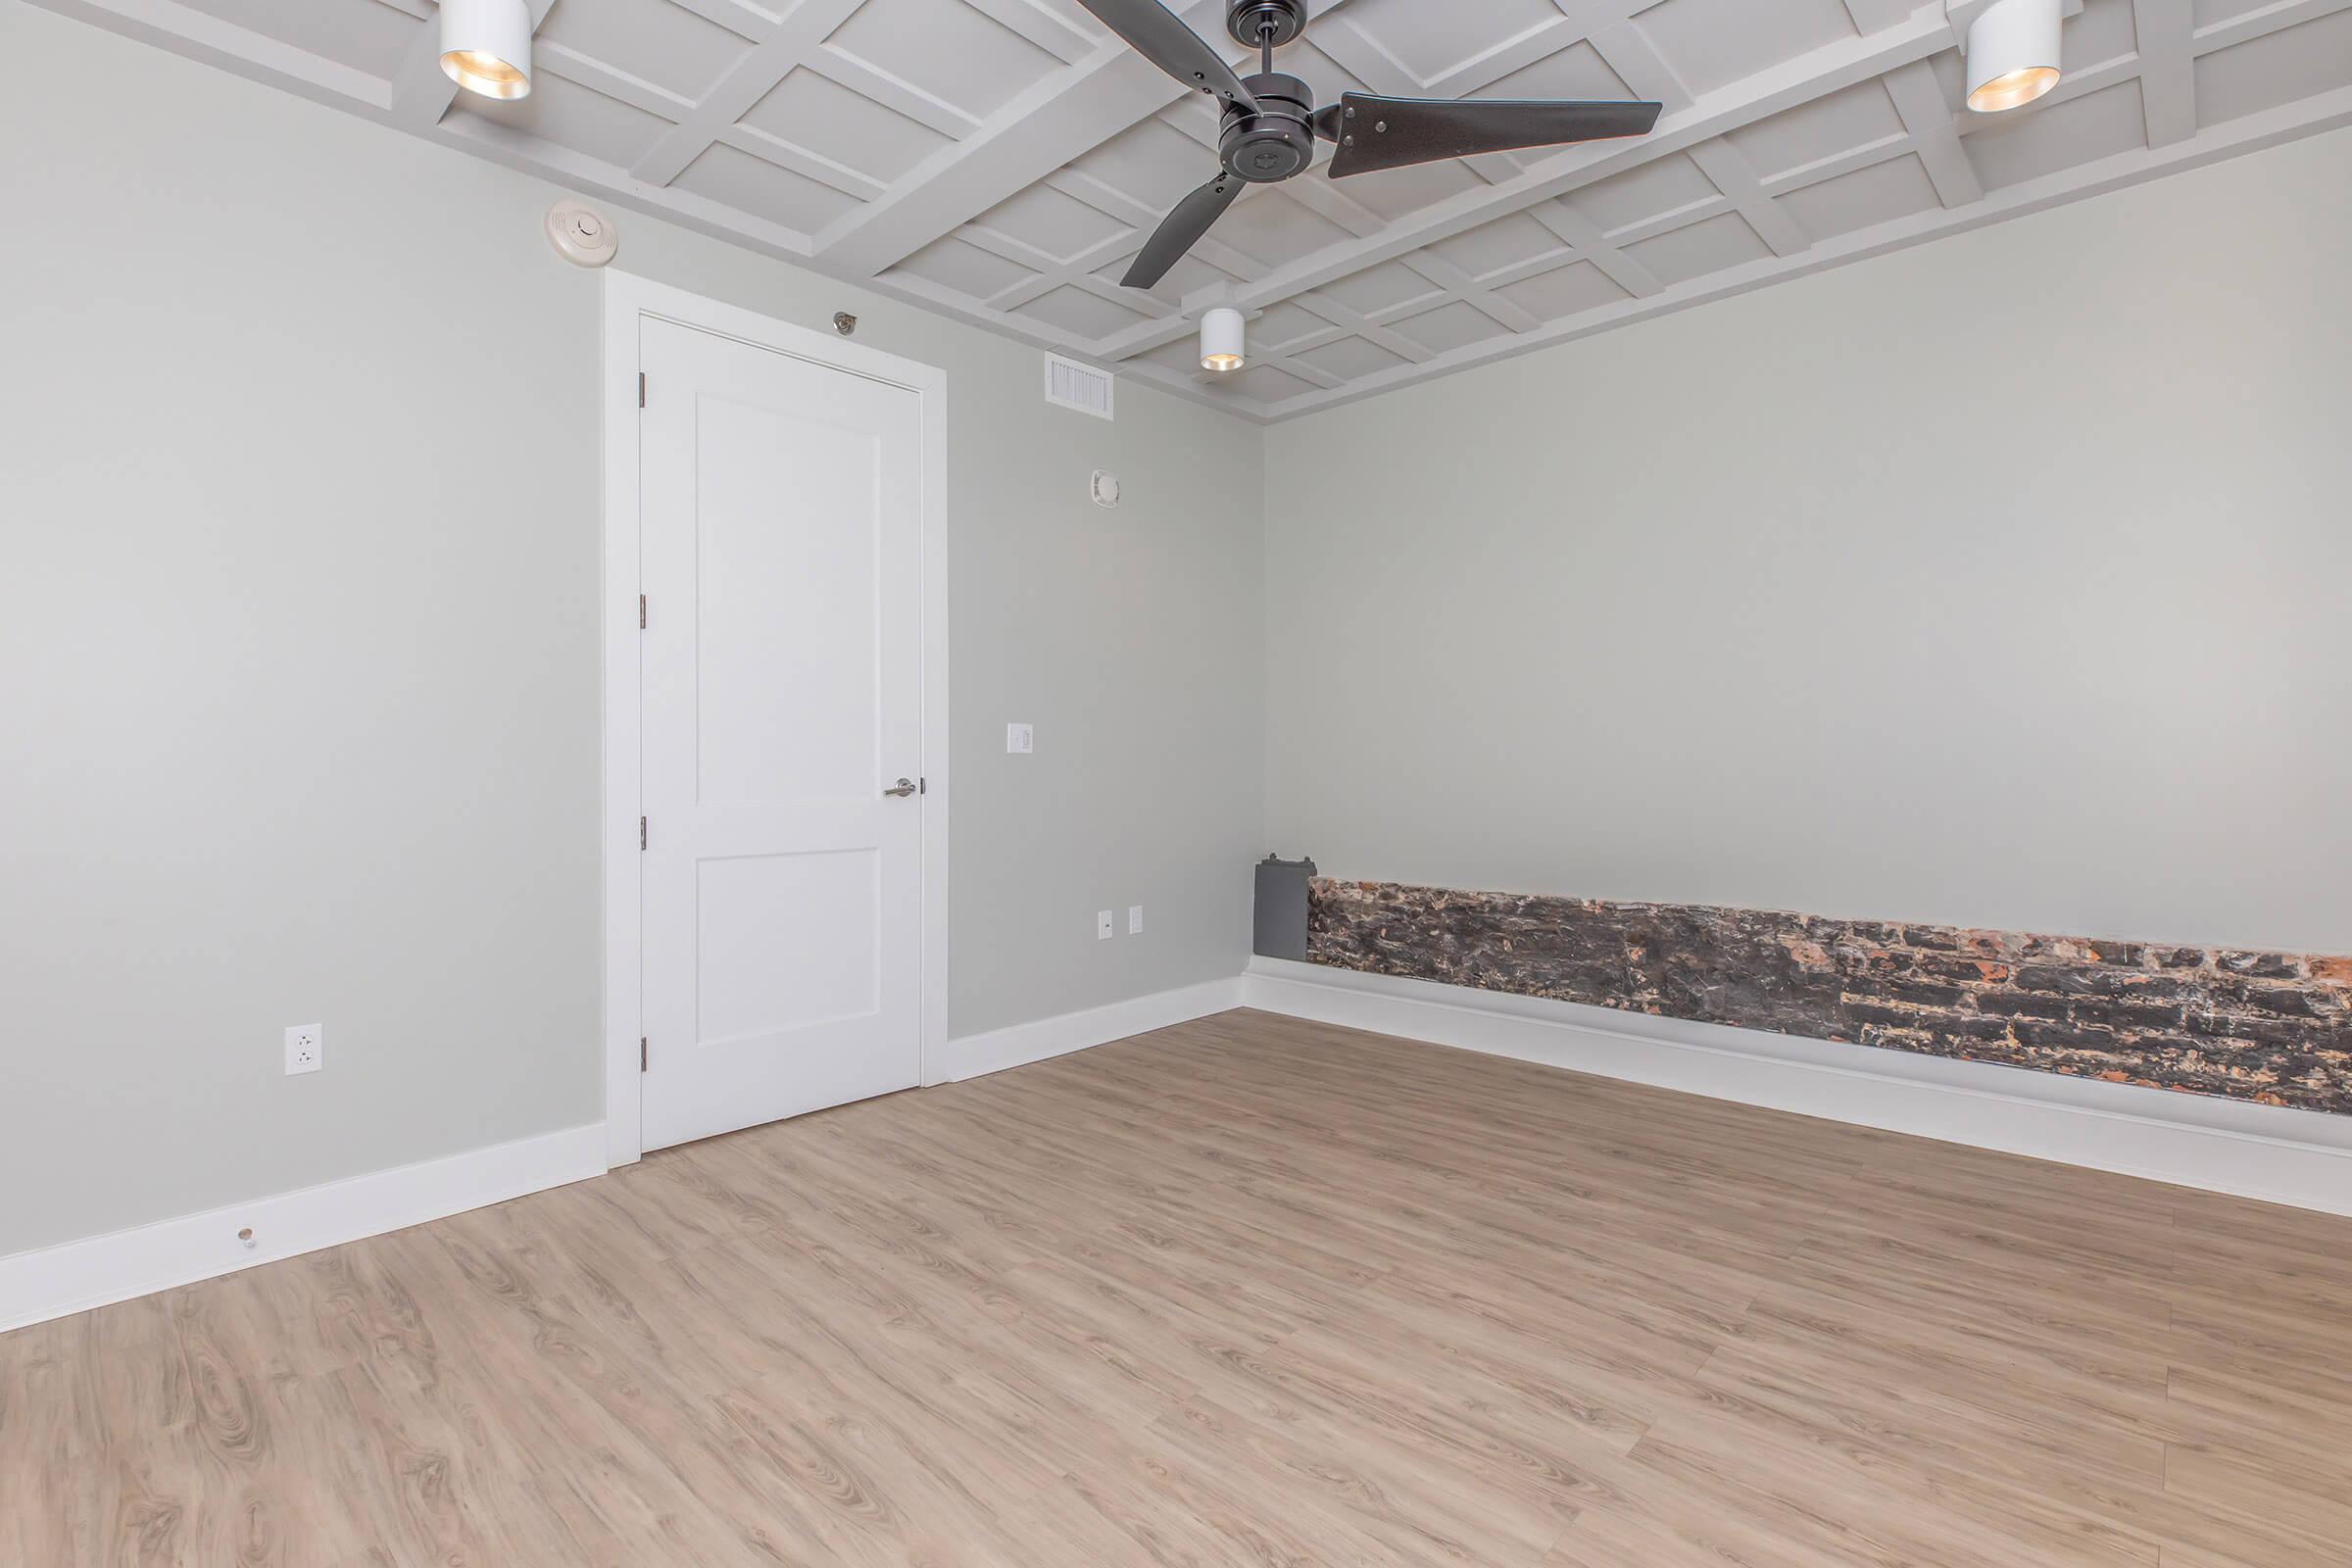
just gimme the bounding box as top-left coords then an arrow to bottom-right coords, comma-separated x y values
237,1227 -> 256,1248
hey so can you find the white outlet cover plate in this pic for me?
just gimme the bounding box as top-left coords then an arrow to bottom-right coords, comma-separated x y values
1128,905 -> 1144,935
284,1023 -> 322,1075
1007,722 -> 1035,754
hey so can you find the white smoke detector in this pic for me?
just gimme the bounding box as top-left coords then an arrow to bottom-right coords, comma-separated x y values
547,200 -> 619,268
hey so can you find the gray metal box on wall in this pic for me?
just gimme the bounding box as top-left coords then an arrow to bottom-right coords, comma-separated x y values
1252,855 -> 1315,961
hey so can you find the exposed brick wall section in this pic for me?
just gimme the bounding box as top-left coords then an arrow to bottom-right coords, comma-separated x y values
1305,879 -> 2352,1114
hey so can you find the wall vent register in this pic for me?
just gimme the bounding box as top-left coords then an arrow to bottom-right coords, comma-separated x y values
1044,354 -> 1114,420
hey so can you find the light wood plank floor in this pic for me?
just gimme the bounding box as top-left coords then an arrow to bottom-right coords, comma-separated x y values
7,1009 -> 2350,1566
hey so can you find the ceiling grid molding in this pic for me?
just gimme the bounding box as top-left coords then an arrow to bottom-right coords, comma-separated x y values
1583,22 -> 1814,258
2132,0 -> 2201,147
534,41 -> 699,120
1091,10 -> 1964,367
811,0 -> 1320,280
628,0 -> 871,186
25,0 -> 2352,422
1882,59 -> 1984,206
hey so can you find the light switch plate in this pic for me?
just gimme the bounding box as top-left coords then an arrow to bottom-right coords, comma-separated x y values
1097,909 -> 1114,941
1128,905 -> 1144,935
1007,722 -> 1035,755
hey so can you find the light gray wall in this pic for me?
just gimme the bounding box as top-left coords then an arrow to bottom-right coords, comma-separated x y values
0,3 -> 1263,1256
1266,125 -> 2352,956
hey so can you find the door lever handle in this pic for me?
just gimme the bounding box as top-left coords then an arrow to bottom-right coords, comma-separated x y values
883,778 -> 917,798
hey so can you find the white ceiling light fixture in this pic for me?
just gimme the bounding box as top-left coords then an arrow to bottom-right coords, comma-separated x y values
1200,308 -> 1246,373
440,0 -> 533,101
1964,0 -> 2062,113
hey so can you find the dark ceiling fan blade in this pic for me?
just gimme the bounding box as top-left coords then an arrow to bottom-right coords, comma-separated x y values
1121,173 -> 1241,289
1325,93 -> 1662,177
1069,0 -> 1258,112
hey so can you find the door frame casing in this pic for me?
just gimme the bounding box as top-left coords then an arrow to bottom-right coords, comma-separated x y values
600,271 -> 950,1169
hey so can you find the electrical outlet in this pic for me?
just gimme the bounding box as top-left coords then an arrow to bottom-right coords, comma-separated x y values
1007,722 -> 1035,755
1097,909 -> 1114,941
1128,905 -> 1144,935
284,1023 -> 322,1076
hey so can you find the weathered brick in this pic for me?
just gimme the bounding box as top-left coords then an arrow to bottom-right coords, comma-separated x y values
2218,951 -> 2301,979
1974,992 -> 2075,1022
2012,1018 -> 2123,1053
1306,878 -> 2352,1115
1912,953 -> 2012,985
1886,979 -> 1975,1008
2070,996 -> 2189,1032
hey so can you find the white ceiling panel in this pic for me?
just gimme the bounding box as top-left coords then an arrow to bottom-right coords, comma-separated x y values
1241,299 -> 1332,350
1011,281 -> 1154,336
673,141 -> 866,228
1315,257 -> 1447,318
1429,212 -> 1569,280
1210,189 -> 1358,270
971,182 -> 1130,262
1726,79 -> 1906,182
175,0 -> 417,77
739,68 -> 952,184
536,0 -> 752,100
1340,158 -> 1489,222
821,0 -> 1063,122
890,233 -> 1037,296
1389,298 -> 1513,355
1474,38 -> 1635,103
459,71 -> 674,168
1493,257 -> 1632,320
1777,151 -> 1941,241
1635,0 -> 1858,99
35,0 -> 2352,420
1565,152 -> 1726,238
1333,0 -> 1564,86
1224,364 -> 1317,402
1965,78 -> 2149,190
2065,0 -> 2143,68
1292,333 -> 1412,380
2193,7 -> 2352,127
1623,210 -> 1774,286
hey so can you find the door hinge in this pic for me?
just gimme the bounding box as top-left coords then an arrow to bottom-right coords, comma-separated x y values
640,1036 -> 648,1073
638,372 -> 647,409
639,816 -> 647,851
638,594 -> 647,630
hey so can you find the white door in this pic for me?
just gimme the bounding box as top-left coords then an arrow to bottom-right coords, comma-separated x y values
637,317 -> 925,1152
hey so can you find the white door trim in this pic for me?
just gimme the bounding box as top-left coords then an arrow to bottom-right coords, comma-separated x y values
601,272 -> 950,1169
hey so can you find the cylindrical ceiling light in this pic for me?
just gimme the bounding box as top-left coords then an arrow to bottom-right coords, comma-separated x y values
1200,308 -> 1246,373
1965,0 -> 2061,113
440,0 -> 533,101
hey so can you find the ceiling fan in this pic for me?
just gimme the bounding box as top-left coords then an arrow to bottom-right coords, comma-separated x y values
1074,0 -> 1665,289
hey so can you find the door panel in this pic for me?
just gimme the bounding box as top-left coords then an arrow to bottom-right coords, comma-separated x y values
638,318 -> 924,1152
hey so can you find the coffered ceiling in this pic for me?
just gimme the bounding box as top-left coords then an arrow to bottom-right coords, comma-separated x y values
36,0 -> 2352,420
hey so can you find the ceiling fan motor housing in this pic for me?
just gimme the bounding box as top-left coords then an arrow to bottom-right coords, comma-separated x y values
1220,72 -> 1316,182
1225,0 -> 1306,47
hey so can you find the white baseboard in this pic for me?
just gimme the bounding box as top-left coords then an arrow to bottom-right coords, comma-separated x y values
937,976 -> 1247,1084
1243,958 -> 2352,1217
0,1123 -> 607,1335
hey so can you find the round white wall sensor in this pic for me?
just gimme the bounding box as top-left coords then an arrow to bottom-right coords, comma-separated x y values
547,200 -> 619,268
1091,470 -> 1121,508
